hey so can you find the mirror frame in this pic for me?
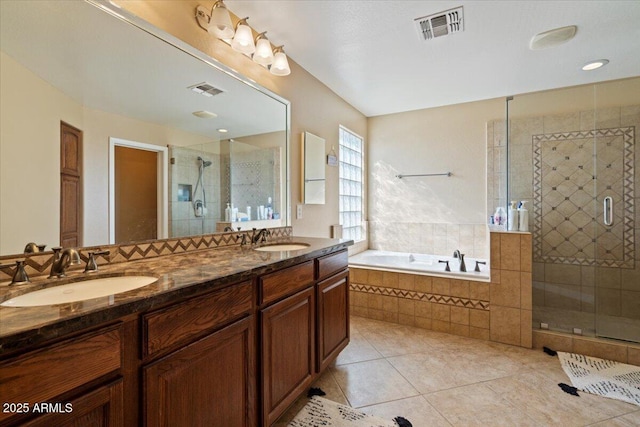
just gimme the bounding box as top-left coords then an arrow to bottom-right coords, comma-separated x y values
0,0 -> 291,257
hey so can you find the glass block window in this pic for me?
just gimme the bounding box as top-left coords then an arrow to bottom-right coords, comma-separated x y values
339,126 -> 364,242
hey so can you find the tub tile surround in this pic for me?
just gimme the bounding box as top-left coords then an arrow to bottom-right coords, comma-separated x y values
351,230 -> 532,347
0,227 -> 293,282
369,222 -> 488,259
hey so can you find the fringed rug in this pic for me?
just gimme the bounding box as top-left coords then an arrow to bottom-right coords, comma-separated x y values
288,396 -> 411,427
558,351 -> 640,407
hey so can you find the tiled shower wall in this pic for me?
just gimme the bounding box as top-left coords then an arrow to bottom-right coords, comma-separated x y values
168,146 -> 222,237
488,105 -> 640,338
228,147 -> 282,220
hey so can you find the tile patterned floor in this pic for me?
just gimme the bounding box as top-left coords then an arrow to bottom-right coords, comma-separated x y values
275,316 -> 640,427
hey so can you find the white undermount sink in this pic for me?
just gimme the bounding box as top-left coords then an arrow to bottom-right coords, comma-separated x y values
254,243 -> 310,252
0,276 -> 158,307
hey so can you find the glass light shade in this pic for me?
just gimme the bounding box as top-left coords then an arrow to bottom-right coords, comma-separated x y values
253,38 -> 274,65
231,23 -> 255,54
207,5 -> 234,39
270,51 -> 291,76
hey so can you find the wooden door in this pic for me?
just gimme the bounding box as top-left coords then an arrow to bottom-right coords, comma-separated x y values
60,122 -> 82,248
114,146 -> 157,243
261,287 -> 315,426
22,380 -> 124,427
144,316 -> 256,427
317,270 -> 350,372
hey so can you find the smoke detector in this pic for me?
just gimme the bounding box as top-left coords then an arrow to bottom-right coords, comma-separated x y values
192,110 -> 218,119
529,26 -> 577,50
188,82 -> 224,97
415,6 -> 464,41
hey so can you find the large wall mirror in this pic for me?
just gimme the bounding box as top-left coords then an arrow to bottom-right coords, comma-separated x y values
0,0 -> 290,256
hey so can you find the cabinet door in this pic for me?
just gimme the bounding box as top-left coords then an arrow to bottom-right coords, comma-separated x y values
21,379 -> 124,427
317,270 -> 350,372
144,316 -> 256,427
261,287 -> 315,426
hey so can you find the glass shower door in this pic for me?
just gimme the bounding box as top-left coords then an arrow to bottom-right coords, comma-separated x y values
593,96 -> 639,342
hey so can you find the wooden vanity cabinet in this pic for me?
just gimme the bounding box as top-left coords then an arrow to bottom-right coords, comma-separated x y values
141,281 -> 256,427
316,269 -> 349,372
259,262 -> 315,426
0,323 -> 125,427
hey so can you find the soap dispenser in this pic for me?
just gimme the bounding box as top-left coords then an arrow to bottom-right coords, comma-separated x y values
518,201 -> 529,232
508,201 -> 519,231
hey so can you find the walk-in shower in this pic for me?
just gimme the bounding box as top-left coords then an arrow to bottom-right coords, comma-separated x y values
193,156 -> 212,217
491,77 -> 639,343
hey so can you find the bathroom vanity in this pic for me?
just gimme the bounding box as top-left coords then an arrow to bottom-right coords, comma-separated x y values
0,238 -> 351,426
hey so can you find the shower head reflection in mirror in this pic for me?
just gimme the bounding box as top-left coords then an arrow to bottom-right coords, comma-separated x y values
193,156 -> 213,217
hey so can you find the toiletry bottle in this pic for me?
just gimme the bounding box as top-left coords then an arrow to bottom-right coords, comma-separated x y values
266,197 -> 273,220
508,201 -> 519,231
225,203 -> 230,222
518,201 -> 529,232
494,206 -> 507,227
247,206 -> 251,221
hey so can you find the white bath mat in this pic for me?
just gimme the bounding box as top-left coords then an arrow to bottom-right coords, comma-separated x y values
558,351 -> 640,407
288,396 -> 410,427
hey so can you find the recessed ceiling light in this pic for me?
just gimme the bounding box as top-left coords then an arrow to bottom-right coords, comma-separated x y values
192,110 -> 217,119
217,128 -> 228,133
582,59 -> 609,71
529,25 -> 577,50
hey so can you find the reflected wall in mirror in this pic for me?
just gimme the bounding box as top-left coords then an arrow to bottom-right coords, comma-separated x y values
0,0 -> 289,256
301,132 -> 326,205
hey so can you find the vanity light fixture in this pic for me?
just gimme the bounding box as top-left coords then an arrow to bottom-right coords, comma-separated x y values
270,46 -> 291,76
253,32 -> 274,65
582,59 -> 609,71
195,4 -> 291,76
231,18 -> 256,55
205,1 -> 235,39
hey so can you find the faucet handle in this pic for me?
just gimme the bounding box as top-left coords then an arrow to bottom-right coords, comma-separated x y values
0,260 -> 30,285
84,249 -> 110,273
475,261 -> 487,272
438,260 -> 450,272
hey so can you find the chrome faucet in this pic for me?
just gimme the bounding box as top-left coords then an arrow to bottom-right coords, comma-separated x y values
49,247 -> 81,278
453,250 -> 466,272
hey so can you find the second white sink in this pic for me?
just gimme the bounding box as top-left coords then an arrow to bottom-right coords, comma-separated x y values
0,276 -> 158,307
254,243 -> 310,252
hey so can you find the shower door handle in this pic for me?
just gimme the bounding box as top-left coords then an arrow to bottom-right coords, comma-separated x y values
603,196 -> 613,226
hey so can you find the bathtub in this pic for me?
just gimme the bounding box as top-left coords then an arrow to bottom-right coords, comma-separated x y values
349,250 -> 490,281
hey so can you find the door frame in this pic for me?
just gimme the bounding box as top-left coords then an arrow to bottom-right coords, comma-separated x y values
108,137 -> 168,244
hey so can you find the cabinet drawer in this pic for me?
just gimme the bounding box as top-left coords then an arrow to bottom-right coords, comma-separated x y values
316,250 -> 348,280
143,281 -> 253,357
259,261 -> 314,305
0,324 -> 122,423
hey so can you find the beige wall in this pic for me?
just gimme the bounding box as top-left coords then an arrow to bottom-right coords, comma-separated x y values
119,1 -> 368,241
367,98 -> 504,257
0,52 -> 82,254
0,52 -> 213,253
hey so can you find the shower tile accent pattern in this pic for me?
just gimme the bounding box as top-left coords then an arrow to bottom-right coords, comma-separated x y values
533,127 -> 635,268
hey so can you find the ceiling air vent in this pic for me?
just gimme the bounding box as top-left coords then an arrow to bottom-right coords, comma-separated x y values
188,82 -> 224,97
415,6 -> 464,41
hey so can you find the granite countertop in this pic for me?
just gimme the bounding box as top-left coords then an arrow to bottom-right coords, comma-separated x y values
0,236 -> 352,355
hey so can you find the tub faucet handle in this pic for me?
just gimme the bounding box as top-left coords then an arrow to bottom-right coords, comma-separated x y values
438,260 -> 450,272
475,261 -> 487,272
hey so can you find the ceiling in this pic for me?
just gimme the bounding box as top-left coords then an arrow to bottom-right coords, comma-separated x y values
227,0 -> 640,117
0,0 -> 285,140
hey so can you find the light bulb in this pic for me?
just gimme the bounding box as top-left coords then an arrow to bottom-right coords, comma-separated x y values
253,37 -> 274,65
231,21 -> 255,54
270,50 -> 291,76
207,2 -> 234,39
